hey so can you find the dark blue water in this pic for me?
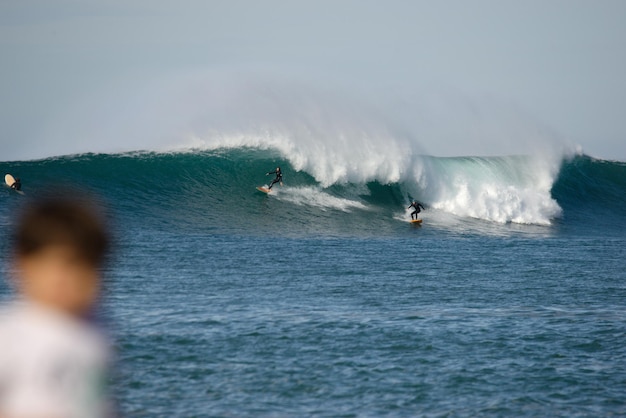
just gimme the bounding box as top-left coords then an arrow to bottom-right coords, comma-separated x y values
1,151 -> 625,416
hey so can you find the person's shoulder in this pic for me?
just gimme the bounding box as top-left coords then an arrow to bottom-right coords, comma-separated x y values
0,302 -> 107,353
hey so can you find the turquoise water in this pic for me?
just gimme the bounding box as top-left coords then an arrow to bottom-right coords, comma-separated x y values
1,151 -> 625,416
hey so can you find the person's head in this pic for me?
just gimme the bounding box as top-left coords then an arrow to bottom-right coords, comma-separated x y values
11,194 -> 110,317
276,167 -> 280,171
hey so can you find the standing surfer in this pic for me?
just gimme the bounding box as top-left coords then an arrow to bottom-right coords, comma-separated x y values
266,167 -> 283,190
408,200 -> 425,220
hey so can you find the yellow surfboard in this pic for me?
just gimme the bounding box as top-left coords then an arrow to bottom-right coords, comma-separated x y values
256,186 -> 271,194
410,219 -> 422,224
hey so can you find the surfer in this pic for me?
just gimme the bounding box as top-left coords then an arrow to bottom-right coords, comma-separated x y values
10,177 -> 21,191
408,200 -> 425,220
266,167 -> 283,190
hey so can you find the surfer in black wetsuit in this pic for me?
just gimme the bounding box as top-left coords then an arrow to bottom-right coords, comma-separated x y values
11,178 -> 21,191
408,200 -> 425,220
266,167 -> 283,190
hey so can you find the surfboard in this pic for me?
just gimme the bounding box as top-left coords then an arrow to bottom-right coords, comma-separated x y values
410,219 -> 423,224
5,174 -> 15,187
256,186 -> 271,194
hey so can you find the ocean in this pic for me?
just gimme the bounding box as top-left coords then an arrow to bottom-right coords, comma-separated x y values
1,149 -> 625,416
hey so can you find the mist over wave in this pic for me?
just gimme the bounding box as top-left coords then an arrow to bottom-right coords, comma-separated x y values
37,71 -> 571,157
7,72 -> 589,226
119,74 -> 568,225
167,80 -> 566,225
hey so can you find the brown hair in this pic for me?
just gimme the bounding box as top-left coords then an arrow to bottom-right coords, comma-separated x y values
14,194 -> 110,266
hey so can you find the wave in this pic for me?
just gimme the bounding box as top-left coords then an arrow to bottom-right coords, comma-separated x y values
199,142 -> 564,225
4,73 -> 592,232
173,119 -> 565,226
551,154 -> 626,228
1,148 -> 624,237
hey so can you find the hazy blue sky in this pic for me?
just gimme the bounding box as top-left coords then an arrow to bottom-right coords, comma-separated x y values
1,0 -> 625,160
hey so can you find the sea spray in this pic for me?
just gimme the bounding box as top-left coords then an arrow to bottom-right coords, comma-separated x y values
417,155 -> 563,224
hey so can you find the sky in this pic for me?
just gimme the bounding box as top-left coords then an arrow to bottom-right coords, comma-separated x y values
1,0 -> 625,161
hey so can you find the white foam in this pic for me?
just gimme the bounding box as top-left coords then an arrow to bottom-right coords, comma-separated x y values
274,187 -> 366,212
419,156 -> 563,225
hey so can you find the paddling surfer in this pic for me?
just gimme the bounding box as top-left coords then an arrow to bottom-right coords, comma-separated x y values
11,177 -> 21,191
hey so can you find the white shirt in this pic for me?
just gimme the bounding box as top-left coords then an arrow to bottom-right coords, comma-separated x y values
0,302 -> 111,418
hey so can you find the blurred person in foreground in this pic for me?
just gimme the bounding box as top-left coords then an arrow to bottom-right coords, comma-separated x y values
0,193 -> 113,418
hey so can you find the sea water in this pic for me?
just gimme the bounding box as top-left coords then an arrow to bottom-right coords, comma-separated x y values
1,151 -> 625,416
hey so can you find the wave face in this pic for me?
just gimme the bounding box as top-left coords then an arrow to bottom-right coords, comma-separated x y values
1,150 -> 624,237
551,155 -> 626,232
